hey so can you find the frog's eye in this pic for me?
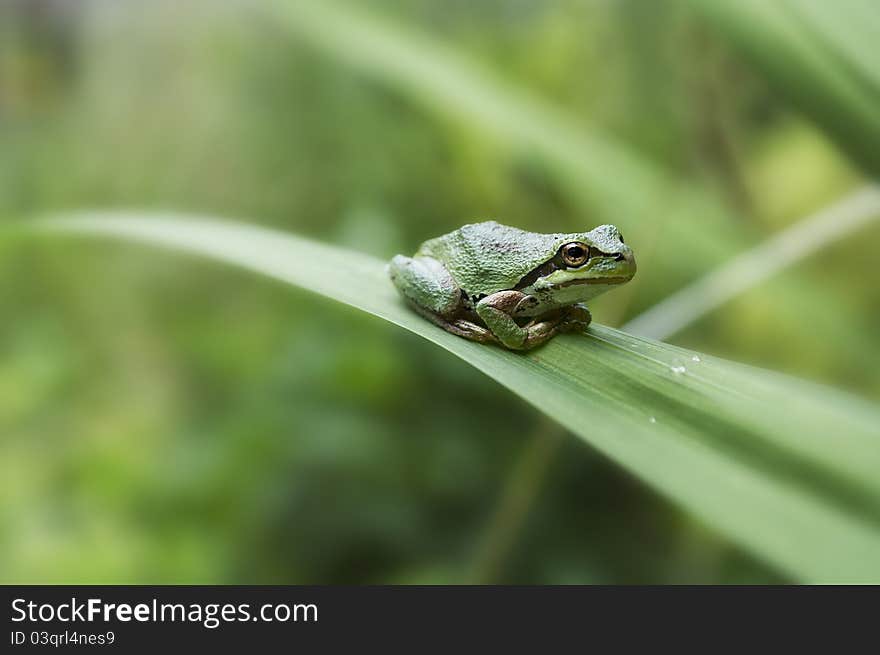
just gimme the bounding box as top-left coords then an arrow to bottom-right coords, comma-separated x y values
561,242 -> 590,267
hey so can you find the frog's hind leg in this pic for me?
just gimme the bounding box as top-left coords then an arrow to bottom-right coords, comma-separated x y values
388,255 -> 496,344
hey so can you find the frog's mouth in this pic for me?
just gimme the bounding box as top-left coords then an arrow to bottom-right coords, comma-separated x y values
555,274 -> 633,287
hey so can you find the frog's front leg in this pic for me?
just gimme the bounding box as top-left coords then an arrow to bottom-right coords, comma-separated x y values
473,291 -> 557,350
476,294 -> 592,350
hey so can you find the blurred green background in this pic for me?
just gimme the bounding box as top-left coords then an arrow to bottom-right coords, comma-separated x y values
1,0 -> 878,583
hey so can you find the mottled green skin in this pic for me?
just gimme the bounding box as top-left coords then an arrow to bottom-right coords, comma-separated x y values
418,221 -> 626,296
388,221 -> 635,350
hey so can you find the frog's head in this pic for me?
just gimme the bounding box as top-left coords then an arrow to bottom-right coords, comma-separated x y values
517,224 -> 636,308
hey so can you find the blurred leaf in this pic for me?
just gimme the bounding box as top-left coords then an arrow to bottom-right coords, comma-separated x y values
266,0 -> 880,376
688,0 -> 880,176
270,0 -> 732,261
29,211 -> 880,583
625,185 -> 880,339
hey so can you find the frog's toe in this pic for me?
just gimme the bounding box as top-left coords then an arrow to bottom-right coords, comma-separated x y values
449,319 -> 496,343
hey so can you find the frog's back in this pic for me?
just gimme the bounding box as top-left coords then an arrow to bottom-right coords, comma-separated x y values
419,221 -> 562,296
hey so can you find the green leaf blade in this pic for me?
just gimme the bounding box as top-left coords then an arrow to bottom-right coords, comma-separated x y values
32,212 -> 880,582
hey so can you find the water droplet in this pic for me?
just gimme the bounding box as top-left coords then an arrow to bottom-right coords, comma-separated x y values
648,416 -> 657,424
670,365 -> 686,374
691,355 -> 701,363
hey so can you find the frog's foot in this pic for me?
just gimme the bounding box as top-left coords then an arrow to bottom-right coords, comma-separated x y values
405,300 -> 496,343
559,304 -> 592,333
447,318 -> 496,343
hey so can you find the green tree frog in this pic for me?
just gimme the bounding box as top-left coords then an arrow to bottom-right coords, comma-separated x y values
388,221 -> 636,350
